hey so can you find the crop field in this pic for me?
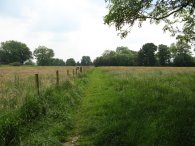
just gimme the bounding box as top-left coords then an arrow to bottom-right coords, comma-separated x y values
1,66 -> 195,146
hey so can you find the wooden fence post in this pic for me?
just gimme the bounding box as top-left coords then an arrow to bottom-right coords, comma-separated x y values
56,70 -> 59,86
35,74 -> 40,96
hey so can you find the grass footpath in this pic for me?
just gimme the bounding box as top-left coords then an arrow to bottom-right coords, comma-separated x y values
71,68 -> 195,146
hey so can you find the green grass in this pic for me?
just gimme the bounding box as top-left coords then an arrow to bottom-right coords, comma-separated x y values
0,73 -> 89,146
1,67 -> 195,146
75,67 -> 195,146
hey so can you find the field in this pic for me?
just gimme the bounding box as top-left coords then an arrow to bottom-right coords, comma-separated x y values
1,66 -> 195,146
0,66 -> 81,111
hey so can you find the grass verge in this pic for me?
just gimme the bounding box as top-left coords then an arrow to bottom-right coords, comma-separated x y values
0,73 -> 89,146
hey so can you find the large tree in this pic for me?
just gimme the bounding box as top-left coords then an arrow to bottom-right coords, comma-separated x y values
66,58 -> 76,66
157,44 -> 171,66
171,40 -> 194,66
51,58 -> 65,66
33,46 -> 54,66
81,56 -> 92,66
104,0 -> 195,45
0,40 -> 32,64
137,43 -> 157,66
93,47 -> 138,66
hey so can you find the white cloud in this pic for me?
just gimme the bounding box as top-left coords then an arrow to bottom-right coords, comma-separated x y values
0,0 -> 176,62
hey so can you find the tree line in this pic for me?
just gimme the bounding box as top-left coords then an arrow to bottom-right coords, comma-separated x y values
94,40 -> 195,67
0,40 -> 194,67
0,40 -> 92,66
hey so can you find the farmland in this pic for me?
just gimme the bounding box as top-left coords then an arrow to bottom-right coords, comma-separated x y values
1,66 -> 195,146
0,66 -> 80,111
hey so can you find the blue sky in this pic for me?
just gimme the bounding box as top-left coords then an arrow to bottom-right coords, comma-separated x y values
0,0 -> 176,61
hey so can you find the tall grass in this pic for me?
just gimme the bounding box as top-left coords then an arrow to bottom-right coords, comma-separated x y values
78,67 -> 195,146
0,66 -> 85,111
0,69 -> 89,146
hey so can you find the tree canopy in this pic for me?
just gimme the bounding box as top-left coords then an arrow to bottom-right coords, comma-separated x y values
81,56 -> 92,66
137,43 -> 157,66
157,44 -> 171,66
104,0 -> 195,45
33,46 -> 54,66
0,40 -> 32,64
66,58 -> 76,66
94,46 -> 138,66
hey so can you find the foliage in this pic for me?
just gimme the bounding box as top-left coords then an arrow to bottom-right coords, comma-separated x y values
0,40 -> 32,64
104,0 -> 195,45
174,53 -> 194,66
137,43 -> 157,66
171,40 -> 194,66
94,46 -> 137,66
50,58 -> 65,66
157,44 -> 171,66
76,61 -> 81,66
33,46 -> 54,66
81,56 -> 92,66
66,58 -> 76,66
9,62 -> 22,66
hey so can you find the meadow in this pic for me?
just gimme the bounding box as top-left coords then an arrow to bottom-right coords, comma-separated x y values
1,66 -> 195,146
0,66 -> 80,111
75,67 -> 195,146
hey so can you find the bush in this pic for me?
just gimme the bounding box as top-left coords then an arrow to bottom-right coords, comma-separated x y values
9,62 -> 21,66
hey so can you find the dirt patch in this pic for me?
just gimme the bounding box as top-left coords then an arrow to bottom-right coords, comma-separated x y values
64,136 -> 79,146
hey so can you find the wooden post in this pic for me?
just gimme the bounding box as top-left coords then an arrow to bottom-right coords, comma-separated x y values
80,67 -> 83,73
67,70 -> 70,76
56,70 -> 59,86
35,74 -> 40,96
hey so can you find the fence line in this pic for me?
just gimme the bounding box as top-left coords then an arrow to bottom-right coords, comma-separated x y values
34,67 -> 83,96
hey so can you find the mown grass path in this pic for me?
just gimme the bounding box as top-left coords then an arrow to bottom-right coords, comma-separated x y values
65,68 -> 117,146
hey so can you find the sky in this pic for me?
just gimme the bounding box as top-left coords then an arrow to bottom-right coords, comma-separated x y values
0,0 -> 176,62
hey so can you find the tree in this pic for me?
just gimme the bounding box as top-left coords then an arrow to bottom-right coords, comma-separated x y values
137,43 -> 157,66
76,61 -> 81,66
81,56 -> 92,66
93,47 -> 138,66
51,58 -> 65,66
116,46 -> 132,54
157,44 -> 171,66
0,40 -> 32,64
33,46 -> 54,66
66,58 -> 76,66
171,40 -> 194,66
104,0 -> 195,45
174,54 -> 194,66
175,40 -> 191,55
